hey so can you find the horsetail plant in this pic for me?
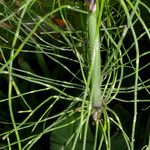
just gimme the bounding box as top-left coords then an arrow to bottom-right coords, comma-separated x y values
1,0 -> 150,149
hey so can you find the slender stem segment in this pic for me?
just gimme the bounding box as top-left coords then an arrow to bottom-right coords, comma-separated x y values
87,0 -> 102,109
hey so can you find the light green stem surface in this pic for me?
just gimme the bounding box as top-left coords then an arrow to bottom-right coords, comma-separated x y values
88,8 -> 101,108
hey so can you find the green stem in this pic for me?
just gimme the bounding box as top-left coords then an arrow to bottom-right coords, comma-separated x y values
88,1 -> 102,109
8,50 -> 22,150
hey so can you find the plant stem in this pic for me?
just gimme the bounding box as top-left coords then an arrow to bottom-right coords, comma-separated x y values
87,0 -> 102,109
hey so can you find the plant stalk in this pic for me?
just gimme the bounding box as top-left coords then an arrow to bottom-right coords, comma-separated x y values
87,0 -> 102,110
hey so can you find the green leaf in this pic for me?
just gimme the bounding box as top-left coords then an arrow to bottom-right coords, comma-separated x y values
50,113 -> 94,150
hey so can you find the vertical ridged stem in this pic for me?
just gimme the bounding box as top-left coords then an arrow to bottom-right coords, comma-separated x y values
88,0 -> 102,110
